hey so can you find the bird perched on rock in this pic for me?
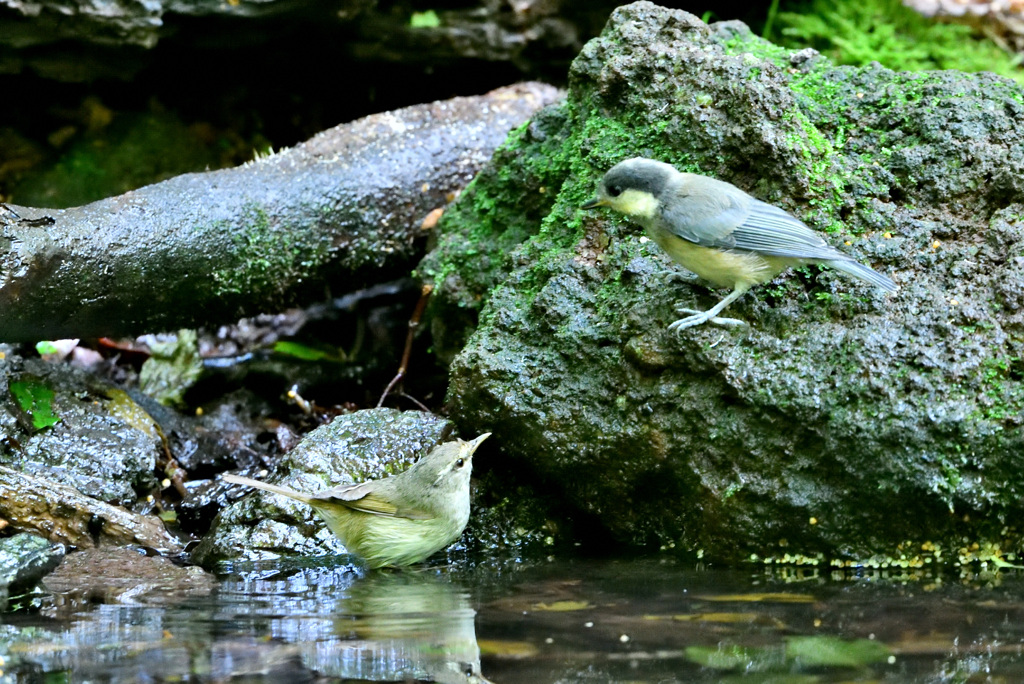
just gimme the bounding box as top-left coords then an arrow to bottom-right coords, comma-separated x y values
223,433 -> 490,568
582,158 -> 896,330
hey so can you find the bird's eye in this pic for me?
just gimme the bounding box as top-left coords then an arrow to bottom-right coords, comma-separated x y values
607,184 -> 623,197
455,458 -> 465,468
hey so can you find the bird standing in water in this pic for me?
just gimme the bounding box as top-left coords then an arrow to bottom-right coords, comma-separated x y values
223,433 -> 490,568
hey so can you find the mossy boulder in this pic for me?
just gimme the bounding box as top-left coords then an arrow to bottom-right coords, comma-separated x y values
420,2 -> 1024,564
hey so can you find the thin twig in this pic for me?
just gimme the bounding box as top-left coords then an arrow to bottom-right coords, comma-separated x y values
397,392 -> 432,413
377,283 -> 434,408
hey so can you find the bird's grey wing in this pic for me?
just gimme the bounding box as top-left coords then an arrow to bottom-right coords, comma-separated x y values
318,482 -> 432,520
660,182 -> 847,260
728,199 -> 846,261
658,183 -> 749,248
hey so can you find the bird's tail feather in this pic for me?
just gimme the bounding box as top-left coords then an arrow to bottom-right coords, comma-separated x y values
222,473 -> 314,504
827,259 -> 897,292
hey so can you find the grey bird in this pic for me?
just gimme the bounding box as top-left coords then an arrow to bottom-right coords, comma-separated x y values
581,158 -> 897,330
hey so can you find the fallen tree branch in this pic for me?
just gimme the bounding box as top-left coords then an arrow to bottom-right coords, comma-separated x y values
0,82 -> 561,342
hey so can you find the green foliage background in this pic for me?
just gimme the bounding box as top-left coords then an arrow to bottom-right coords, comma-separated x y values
769,0 -> 1024,83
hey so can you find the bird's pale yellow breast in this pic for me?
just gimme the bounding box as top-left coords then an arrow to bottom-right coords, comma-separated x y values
649,228 -> 789,289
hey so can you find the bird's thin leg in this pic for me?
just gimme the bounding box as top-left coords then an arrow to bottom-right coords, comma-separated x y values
668,284 -> 750,331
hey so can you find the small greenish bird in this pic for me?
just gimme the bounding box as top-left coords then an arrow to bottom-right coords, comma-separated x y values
223,433 -> 490,568
581,158 -> 897,330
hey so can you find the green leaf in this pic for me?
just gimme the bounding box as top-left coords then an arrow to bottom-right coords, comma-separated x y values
272,339 -> 348,362
9,378 -> 61,429
685,644 -> 787,671
785,635 -> 890,667
35,341 -> 60,356
272,340 -> 339,362
139,329 -> 204,408
410,10 -> 440,28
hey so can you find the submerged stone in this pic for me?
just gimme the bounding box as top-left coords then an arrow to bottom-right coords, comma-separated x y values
43,546 -> 214,604
0,533 -> 64,608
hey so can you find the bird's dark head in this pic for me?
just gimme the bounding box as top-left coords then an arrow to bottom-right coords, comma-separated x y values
580,158 -> 676,219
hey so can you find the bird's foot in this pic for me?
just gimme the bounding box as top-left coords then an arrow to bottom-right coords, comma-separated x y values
669,307 -> 748,331
657,268 -> 699,284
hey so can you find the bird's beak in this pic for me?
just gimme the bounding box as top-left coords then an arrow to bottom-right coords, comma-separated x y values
466,433 -> 491,454
580,197 -> 606,210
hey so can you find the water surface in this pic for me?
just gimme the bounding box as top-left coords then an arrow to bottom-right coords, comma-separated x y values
3,556 -> 1024,682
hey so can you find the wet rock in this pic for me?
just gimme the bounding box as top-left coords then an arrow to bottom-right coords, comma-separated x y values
126,385 -> 273,478
0,533 -> 64,608
43,546 -> 214,605
351,0 -> 599,73
0,0 -> 613,83
462,475 -> 568,561
0,0 -> 375,50
424,2 -> 1024,562
0,82 -> 562,342
0,354 -> 160,505
192,408 -> 453,565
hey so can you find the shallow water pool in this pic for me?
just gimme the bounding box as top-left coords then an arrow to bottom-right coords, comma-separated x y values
2,556 -> 1023,682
